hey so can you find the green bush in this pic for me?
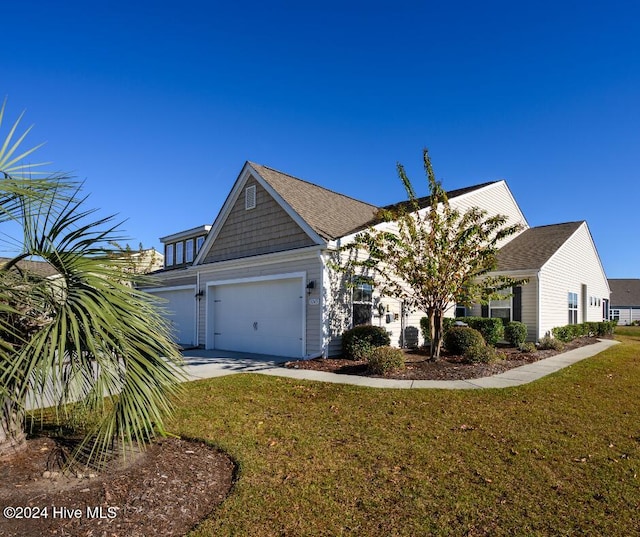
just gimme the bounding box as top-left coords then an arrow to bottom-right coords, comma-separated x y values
444,326 -> 485,355
420,316 -> 456,344
349,340 -> 374,361
519,342 -> 537,353
552,321 -> 616,343
598,321 -> 617,336
538,335 -> 564,351
367,346 -> 406,375
552,325 -> 574,342
505,321 -> 528,347
463,344 -> 505,364
342,325 -> 391,360
457,317 -> 505,346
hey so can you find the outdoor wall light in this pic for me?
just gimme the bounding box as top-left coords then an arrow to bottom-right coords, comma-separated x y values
306,280 -> 315,295
195,290 -> 204,299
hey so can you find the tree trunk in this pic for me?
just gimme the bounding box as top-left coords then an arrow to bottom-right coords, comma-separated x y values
0,394 -> 26,459
428,308 -> 445,361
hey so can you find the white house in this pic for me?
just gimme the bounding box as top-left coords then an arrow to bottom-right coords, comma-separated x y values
608,279 -> 640,325
144,161 -> 610,357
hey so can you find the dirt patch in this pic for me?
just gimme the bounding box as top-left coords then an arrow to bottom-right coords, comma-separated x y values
285,337 -> 604,381
0,436 -> 235,537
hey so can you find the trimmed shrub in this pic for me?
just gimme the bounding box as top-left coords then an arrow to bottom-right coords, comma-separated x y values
367,346 -> 406,375
505,321 -> 528,347
444,326 -> 485,355
457,317 -> 505,346
519,342 -> 537,353
342,325 -> 391,360
349,340 -> 374,361
538,335 -> 564,351
464,344 -> 506,364
552,325 -> 574,342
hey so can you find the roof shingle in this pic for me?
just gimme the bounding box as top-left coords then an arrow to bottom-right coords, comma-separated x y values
249,163 -> 379,240
250,163 -> 499,240
608,279 -> 640,306
496,221 -> 583,271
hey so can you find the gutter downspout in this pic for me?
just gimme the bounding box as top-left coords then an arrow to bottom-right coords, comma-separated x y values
536,271 -> 542,341
196,270 -> 200,347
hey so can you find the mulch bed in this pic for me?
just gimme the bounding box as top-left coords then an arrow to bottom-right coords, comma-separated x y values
285,337 -> 604,381
0,436 -> 235,537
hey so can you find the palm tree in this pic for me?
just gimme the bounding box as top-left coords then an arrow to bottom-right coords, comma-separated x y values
0,99 -> 184,464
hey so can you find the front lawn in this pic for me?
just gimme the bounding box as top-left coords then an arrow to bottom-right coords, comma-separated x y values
170,327 -> 640,536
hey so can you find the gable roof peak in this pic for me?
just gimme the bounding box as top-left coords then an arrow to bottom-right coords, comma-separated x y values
247,162 -> 379,240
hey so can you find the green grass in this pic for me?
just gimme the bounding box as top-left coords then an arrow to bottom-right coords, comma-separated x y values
169,328 -> 640,536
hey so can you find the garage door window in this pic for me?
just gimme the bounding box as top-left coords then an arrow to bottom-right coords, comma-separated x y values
352,278 -> 373,326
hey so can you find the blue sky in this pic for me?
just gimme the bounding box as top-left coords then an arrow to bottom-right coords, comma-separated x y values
3,0 -> 639,277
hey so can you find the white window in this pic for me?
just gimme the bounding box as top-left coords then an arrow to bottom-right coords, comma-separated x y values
245,185 -> 257,210
352,278 -> 373,326
176,241 -> 184,264
185,239 -> 194,263
568,292 -> 578,324
489,296 -> 511,323
165,244 -> 174,267
196,236 -> 205,253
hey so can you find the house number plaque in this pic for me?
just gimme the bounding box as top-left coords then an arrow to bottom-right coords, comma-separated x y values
308,298 -> 320,306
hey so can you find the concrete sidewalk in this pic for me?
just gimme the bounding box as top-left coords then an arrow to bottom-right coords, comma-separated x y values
182,339 -> 619,390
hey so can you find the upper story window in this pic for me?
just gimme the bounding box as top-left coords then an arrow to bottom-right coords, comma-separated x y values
165,244 -> 174,267
185,239 -> 194,263
175,242 -> 184,265
163,231 -> 210,269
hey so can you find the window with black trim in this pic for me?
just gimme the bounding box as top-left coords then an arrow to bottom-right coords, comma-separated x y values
165,244 -> 174,267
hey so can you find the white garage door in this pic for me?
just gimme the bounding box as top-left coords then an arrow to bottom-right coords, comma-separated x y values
149,287 -> 196,347
210,278 -> 303,358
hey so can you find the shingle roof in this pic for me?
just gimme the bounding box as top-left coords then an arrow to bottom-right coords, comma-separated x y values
250,163 -> 498,240
381,181 -> 497,213
0,256 -> 59,278
495,221 -> 584,271
249,163 -> 380,240
608,279 -> 640,306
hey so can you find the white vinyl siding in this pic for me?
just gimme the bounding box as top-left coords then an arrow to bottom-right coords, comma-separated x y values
538,223 -> 610,339
447,181 -> 528,248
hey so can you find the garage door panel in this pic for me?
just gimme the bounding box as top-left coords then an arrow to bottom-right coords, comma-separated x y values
210,278 -> 303,358
150,288 -> 196,347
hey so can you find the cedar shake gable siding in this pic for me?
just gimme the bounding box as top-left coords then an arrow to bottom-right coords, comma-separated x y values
495,221 -> 584,271
249,163 -> 379,240
609,279 -> 640,307
202,175 -> 316,263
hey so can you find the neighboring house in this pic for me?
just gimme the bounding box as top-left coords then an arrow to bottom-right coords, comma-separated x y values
129,248 -> 164,274
608,279 -> 640,325
0,257 -> 59,279
144,161 -> 610,356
